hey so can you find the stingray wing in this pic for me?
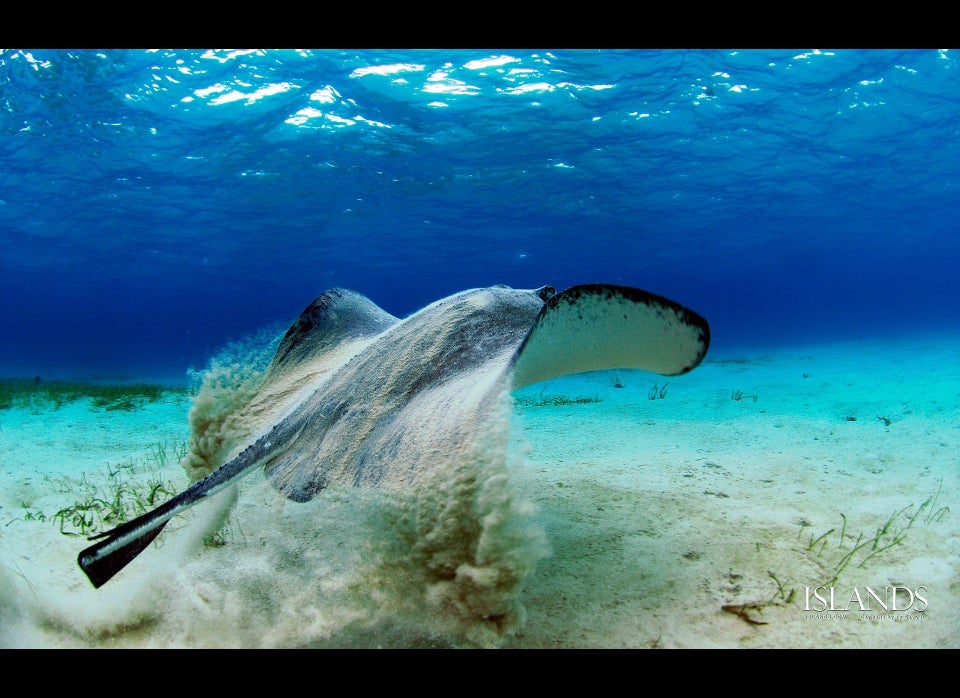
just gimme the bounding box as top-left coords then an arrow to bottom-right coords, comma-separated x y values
510,284 -> 710,389
266,288 -> 399,377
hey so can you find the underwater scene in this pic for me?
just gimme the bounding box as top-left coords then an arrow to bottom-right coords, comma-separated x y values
0,49 -> 958,648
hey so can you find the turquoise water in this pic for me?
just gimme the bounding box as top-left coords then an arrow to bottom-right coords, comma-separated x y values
1,49 -> 957,380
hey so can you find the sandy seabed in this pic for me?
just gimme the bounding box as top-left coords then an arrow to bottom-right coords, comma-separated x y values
1,332 -> 958,648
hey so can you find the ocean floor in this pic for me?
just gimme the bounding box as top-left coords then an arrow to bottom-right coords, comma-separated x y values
1,332 -> 958,648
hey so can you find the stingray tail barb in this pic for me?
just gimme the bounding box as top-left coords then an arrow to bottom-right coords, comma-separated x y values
78,426 -> 280,588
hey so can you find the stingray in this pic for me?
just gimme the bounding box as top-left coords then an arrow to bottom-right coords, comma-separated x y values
78,283 -> 710,588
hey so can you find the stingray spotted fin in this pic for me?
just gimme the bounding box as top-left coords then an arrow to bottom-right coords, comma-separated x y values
510,284 -> 710,389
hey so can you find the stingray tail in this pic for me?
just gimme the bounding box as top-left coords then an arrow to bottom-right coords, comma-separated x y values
78,426 -> 281,588
78,499 -> 179,588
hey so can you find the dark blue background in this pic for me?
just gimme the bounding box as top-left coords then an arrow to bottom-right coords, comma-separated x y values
1,49 -> 957,381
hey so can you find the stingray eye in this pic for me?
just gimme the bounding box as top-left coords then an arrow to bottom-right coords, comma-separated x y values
536,285 -> 556,302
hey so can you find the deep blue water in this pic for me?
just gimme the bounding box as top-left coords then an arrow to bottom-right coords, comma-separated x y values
1,49 -> 958,382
